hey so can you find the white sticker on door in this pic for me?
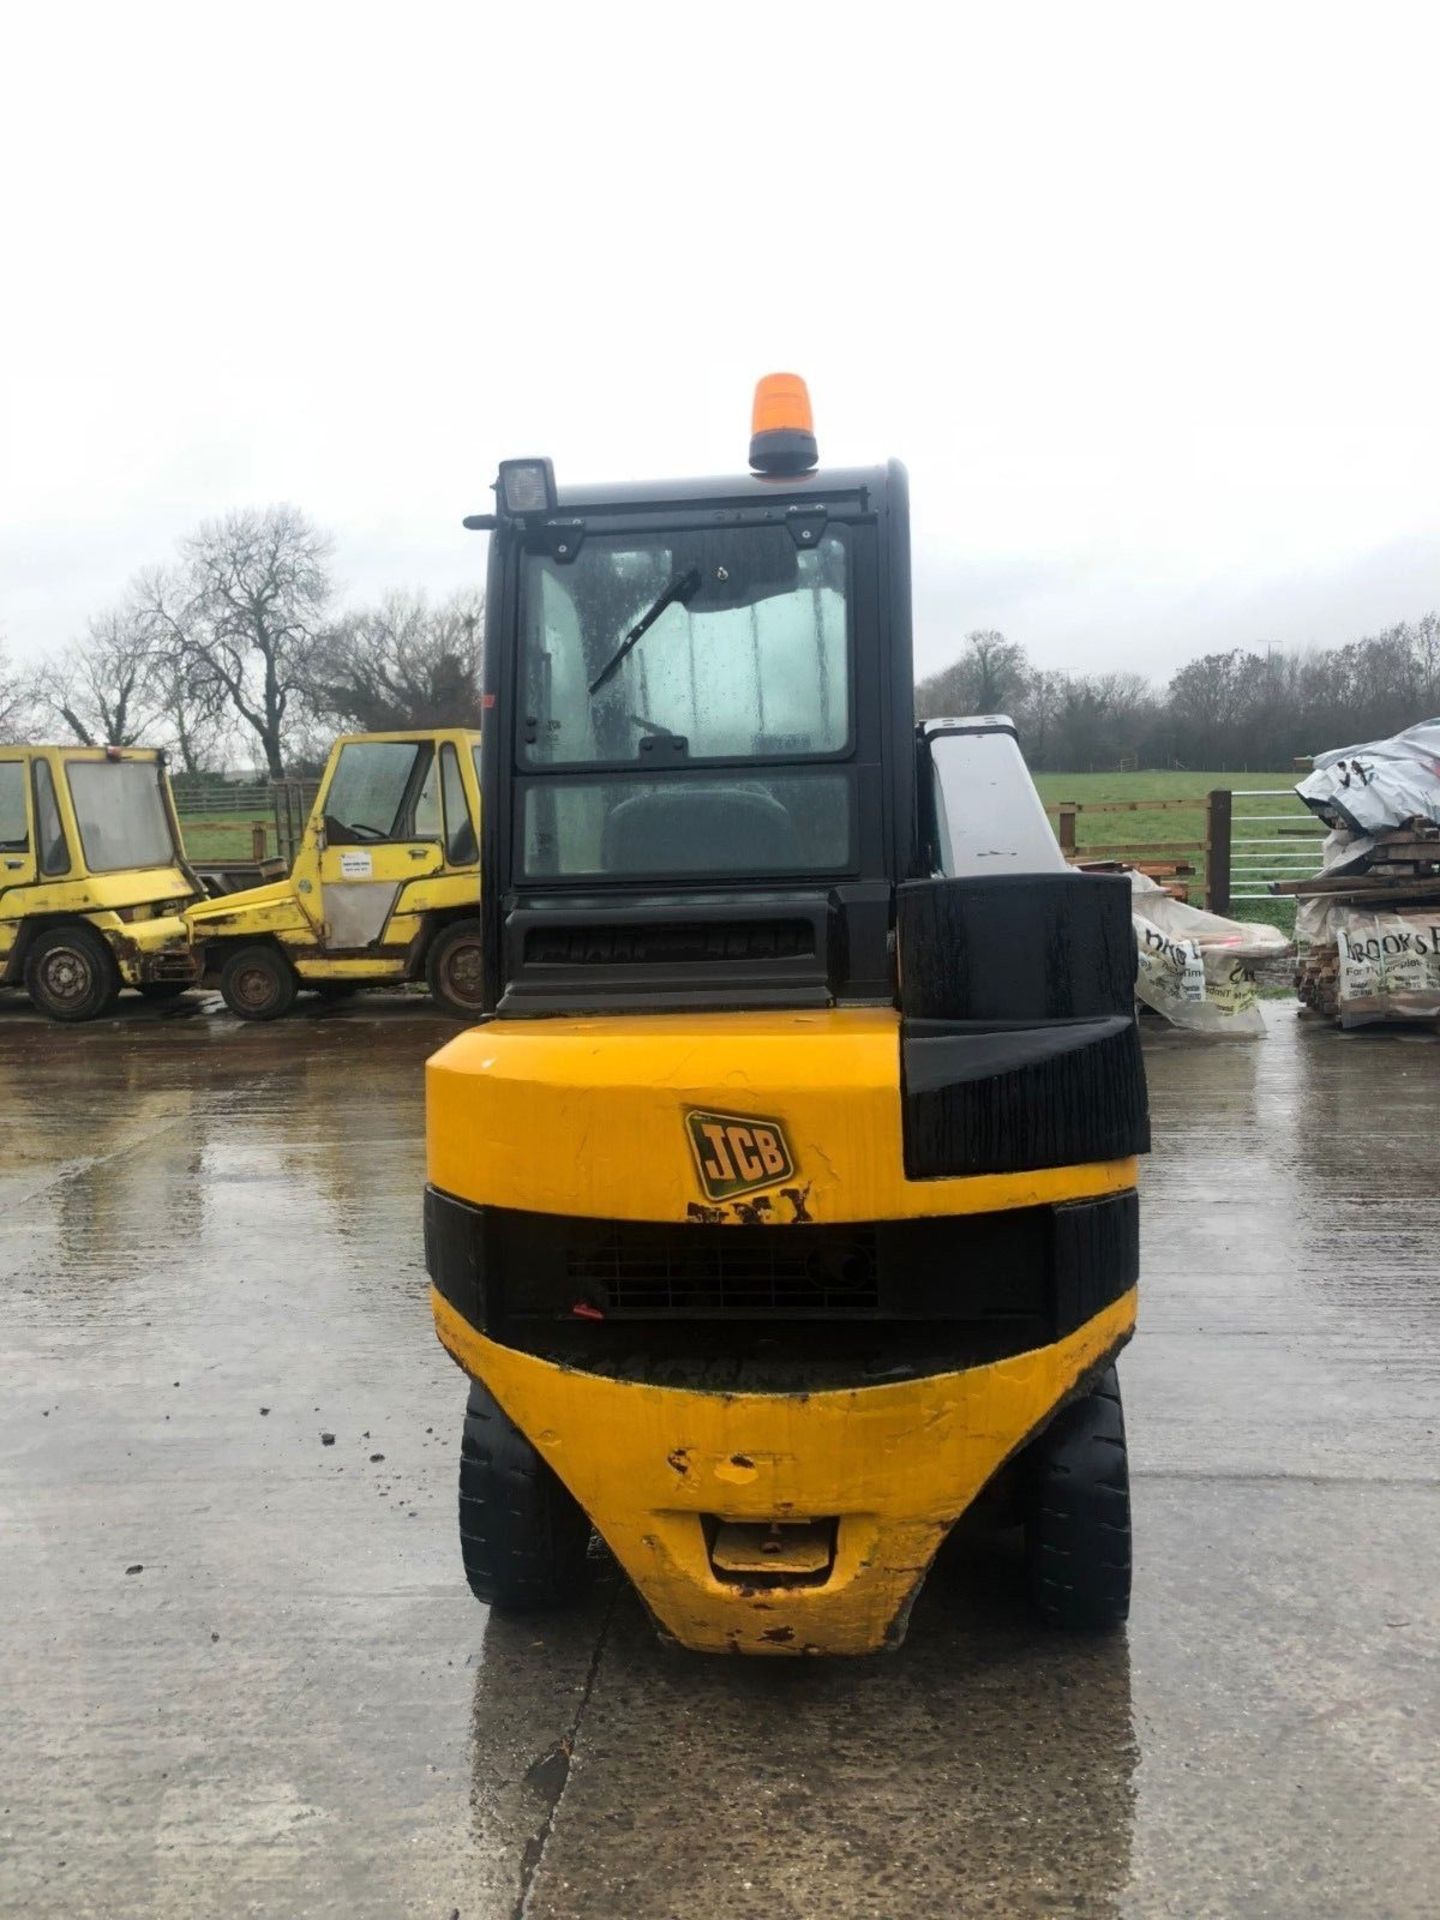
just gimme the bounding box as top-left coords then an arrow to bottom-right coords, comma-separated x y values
338,850 -> 373,878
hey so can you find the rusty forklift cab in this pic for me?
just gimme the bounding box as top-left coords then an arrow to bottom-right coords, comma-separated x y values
425,378 -> 1149,1655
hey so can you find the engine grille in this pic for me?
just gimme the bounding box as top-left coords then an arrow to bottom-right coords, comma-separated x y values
425,1187 -> 1138,1350
564,1220 -> 879,1317
522,918 -> 816,967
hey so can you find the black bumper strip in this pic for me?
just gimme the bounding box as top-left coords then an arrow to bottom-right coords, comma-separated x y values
426,1187 -> 1138,1348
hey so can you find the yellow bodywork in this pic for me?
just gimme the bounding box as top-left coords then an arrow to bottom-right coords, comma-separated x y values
185,727 -> 481,986
427,1008 -> 1137,1226
0,746 -> 197,987
428,1009 -> 1138,1654
433,1288 -> 1134,1655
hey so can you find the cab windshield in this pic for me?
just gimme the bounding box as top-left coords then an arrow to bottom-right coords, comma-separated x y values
65,759 -> 178,872
516,525 -> 854,882
520,526 -> 849,767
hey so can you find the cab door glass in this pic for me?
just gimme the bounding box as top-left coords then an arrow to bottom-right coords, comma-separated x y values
0,763 -> 27,852
414,756 -> 442,840
33,761 -> 71,875
440,744 -> 477,865
323,742 -> 429,846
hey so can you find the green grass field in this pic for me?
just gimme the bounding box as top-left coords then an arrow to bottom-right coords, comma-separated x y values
174,813 -> 282,863
1033,770 -> 1314,927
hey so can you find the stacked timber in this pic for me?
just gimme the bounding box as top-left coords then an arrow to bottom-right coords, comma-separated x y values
1277,824 -> 1440,1024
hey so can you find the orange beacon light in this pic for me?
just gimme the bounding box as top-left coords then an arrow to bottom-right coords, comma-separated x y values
749,372 -> 819,475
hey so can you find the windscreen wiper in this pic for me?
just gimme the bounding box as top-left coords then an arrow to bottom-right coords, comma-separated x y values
588,567 -> 701,697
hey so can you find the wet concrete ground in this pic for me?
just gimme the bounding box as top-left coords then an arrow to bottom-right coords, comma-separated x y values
1,991 -> 1437,1919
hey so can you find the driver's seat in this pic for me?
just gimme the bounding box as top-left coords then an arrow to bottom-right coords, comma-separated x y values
602,786 -> 801,874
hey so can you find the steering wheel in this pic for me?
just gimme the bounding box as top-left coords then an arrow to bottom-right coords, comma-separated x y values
341,820 -> 388,842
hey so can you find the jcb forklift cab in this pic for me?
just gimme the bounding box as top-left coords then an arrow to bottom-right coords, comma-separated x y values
426,378 -> 1149,1655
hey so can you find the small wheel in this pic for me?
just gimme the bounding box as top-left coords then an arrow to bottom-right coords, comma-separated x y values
24,924 -> 122,1023
1024,1365 -> 1131,1631
427,919 -> 486,1020
459,1380 -> 591,1611
137,982 -> 190,1002
219,944 -> 300,1022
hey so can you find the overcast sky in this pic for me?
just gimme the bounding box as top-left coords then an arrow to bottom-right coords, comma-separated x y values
3,2 -> 1437,686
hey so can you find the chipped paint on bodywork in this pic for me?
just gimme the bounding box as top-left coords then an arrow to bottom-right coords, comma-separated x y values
431,1285 -> 1136,1656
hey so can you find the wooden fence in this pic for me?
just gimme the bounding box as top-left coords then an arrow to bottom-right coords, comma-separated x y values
1044,789 -> 1320,913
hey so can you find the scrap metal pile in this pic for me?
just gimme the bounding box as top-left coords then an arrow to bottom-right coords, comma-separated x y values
1281,722 -> 1440,1026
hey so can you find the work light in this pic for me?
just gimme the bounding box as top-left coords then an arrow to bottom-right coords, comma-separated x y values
497,458 -> 557,517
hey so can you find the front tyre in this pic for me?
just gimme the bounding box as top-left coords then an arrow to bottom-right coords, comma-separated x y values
1024,1365 -> 1131,1631
427,919 -> 486,1020
24,924 -> 122,1023
219,944 -> 300,1022
459,1380 -> 591,1611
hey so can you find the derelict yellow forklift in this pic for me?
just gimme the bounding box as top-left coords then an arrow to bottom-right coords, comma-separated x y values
0,744 -> 199,1021
425,378 -> 1149,1655
185,727 -> 484,1019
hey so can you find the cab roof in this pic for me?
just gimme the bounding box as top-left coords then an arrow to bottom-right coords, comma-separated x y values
330,727 -> 482,748
549,463 -> 890,515
0,744 -> 168,762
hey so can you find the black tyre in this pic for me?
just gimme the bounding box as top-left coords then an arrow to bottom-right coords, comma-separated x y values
24,924 -> 122,1023
459,1380 -> 591,1611
1024,1365 -> 1131,1631
137,982 -> 190,1002
219,944 -> 300,1022
427,919 -> 486,1020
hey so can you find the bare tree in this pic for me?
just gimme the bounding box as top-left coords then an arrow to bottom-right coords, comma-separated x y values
307,589 -> 484,731
150,648 -> 232,774
143,506 -> 334,778
918,611 -> 1440,773
0,635 -> 34,742
916,630 -> 1030,720
32,607 -> 161,747
130,568 -> 231,773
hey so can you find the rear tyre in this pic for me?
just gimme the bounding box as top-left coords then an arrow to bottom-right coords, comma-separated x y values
1024,1365 -> 1131,1631
459,1380 -> 591,1611
427,919 -> 486,1020
219,944 -> 300,1022
24,924 -> 122,1023
137,982 -> 190,1002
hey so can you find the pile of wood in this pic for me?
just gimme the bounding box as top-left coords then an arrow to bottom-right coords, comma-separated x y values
1269,824 -> 1440,910
1075,856 -> 1193,901
1296,946 -> 1342,1017
1279,823 -> 1440,1021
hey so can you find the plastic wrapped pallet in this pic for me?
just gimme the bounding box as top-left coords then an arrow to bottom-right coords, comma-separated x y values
1129,873 -> 1290,1034
1289,825 -> 1440,1019
1331,907 -> 1440,1027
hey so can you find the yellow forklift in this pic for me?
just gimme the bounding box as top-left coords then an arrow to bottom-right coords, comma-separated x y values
0,744 -> 199,1021
185,727 -> 484,1019
425,378 -> 1149,1654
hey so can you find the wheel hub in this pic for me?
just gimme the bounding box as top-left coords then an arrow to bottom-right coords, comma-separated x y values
234,965 -> 276,1013
43,948 -> 91,1003
442,943 -> 484,1008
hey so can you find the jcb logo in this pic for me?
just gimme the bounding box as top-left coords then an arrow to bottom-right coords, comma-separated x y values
685,1109 -> 795,1202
